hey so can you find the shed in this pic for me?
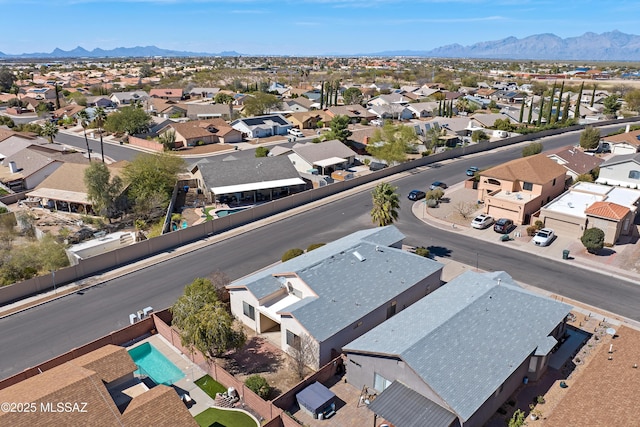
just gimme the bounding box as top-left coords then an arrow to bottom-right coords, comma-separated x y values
295,381 -> 336,419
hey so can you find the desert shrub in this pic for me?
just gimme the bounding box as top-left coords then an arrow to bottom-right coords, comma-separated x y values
581,227 -> 605,254
245,375 -> 271,399
306,243 -> 326,252
282,248 -> 304,262
415,247 -> 430,258
527,226 -> 537,236
534,220 -> 544,230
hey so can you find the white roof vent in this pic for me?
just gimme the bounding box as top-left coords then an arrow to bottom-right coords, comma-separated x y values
352,251 -> 366,262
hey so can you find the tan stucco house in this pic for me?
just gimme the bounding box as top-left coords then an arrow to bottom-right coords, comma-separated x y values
477,154 -> 567,224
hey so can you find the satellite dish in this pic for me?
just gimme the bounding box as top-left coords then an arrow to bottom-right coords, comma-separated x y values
606,328 -> 616,336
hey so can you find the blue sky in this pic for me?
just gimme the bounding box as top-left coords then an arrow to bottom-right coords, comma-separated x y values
1,0 -> 639,55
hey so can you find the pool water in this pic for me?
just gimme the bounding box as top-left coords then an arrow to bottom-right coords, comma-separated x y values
128,343 -> 185,385
216,207 -> 249,217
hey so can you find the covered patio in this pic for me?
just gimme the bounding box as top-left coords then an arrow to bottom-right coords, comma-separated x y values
25,188 -> 93,214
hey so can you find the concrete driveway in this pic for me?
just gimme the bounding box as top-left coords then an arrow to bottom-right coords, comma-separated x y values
412,183 -> 640,284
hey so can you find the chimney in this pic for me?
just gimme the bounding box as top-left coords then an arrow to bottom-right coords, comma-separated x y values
9,161 -> 17,174
626,124 -> 631,133
363,136 -> 369,145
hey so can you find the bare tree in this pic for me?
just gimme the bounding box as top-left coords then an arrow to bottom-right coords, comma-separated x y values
453,201 -> 477,220
289,333 -> 318,380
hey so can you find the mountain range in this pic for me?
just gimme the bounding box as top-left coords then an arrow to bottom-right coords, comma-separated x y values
1,31 -> 639,60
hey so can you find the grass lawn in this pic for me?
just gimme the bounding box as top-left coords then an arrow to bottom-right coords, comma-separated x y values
195,375 -> 227,398
194,408 -> 257,427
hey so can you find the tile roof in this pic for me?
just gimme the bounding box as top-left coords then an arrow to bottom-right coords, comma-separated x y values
34,161 -> 127,193
0,345 -> 196,427
193,155 -> 302,189
344,270 -> 571,422
585,201 -> 630,220
547,146 -> 604,175
602,130 -> 640,145
481,153 -> 567,184
149,88 -> 183,98
0,147 -> 60,182
599,152 -> 640,167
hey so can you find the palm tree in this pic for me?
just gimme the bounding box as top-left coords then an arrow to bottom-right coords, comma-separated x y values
94,106 -> 107,163
77,109 -> 92,162
370,182 -> 400,227
40,121 -> 58,143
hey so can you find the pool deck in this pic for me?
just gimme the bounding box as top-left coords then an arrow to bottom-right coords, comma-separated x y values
127,334 -> 215,416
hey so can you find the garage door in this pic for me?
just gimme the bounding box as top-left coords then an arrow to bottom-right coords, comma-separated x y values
487,206 -> 519,222
543,217 -> 583,238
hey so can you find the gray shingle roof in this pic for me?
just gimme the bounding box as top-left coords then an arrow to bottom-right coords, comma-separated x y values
193,156 -> 301,189
230,226 -> 443,342
367,381 -> 456,427
344,270 -> 571,422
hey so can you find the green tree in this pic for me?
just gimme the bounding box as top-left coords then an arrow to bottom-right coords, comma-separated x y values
579,126 -> 600,150
590,84 -> 596,107
123,153 -> 186,219
158,130 -> 177,151
522,142 -> 543,157
245,375 -> 271,399
370,182 -> 400,227
494,118 -> 515,132
488,100 -> 498,110
624,89 -> 640,113
575,82 -> 584,119
546,83 -> 556,124
40,121 -> 58,143
0,68 -> 15,92
424,122 -> 444,150
518,98 -> 525,123
581,227 -> 605,254
36,101 -> 52,117
323,115 -> 352,143
342,87 -> 363,105
562,94 -> 571,123
255,146 -> 269,157
508,409 -> 526,427
214,92 -> 234,104
94,106 -> 107,163
282,248 -> 304,262
471,130 -> 489,142
171,277 -> 246,360
575,173 -> 594,183
77,109 -> 92,162
83,162 -> 123,220
537,96 -> 545,126
602,94 -> 621,117
243,92 -> 280,116
366,123 -> 417,164
103,106 -> 152,135
306,243 -> 325,252
139,64 -> 153,78
553,81 -> 565,123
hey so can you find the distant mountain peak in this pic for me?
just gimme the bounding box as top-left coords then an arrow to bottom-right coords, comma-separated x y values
0,45 -> 243,58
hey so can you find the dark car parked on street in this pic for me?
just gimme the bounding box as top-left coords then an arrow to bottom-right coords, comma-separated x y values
493,218 -> 514,234
430,181 -> 448,190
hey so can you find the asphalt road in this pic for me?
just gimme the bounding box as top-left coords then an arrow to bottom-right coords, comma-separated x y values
1,122 -> 639,380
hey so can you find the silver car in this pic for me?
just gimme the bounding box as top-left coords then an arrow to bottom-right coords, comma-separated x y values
471,214 -> 494,229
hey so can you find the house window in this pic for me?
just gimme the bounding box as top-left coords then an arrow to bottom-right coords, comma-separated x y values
242,302 -> 255,320
553,178 -> 557,186
287,282 -> 302,298
386,301 -> 397,319
629,170 -> 640,180
523,182 -> 533,191
286,330 -> 300,349
487,178 -> 501,186
373,372 -> 392,392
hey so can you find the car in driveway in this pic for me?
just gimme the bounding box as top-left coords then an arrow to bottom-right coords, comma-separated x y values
493,218 -> 514,234
430,181 -> 448,190
466,166 -> 479,176
532,228 -> 555,246
471,214 -> 494,229
288,128 -> 304,137
408,190 -> 426,201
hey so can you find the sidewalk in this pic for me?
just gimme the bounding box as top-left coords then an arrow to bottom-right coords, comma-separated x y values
412,182 -> 640,285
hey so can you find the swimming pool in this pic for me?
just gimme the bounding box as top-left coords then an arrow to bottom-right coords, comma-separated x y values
128,343 -> 185,386
215,207 -> 250,217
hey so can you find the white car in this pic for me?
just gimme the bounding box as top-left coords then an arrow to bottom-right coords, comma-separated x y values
532,228 -> 555,246
288,128 -> 304,137
471,214 -> 494,229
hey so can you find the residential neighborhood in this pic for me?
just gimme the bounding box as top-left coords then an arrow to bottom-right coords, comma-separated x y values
2,44 -> 640,427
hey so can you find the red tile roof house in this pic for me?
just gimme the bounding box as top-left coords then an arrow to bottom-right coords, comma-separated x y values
0,345 -> 197,427
539,181 -> 640,244
149,88 -> 184,102
158,119 -> 242,148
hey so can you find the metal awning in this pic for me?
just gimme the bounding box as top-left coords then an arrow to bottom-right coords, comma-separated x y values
314,157 -> 347,168
368,381 -> 457,427
211,177 -> 305,195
